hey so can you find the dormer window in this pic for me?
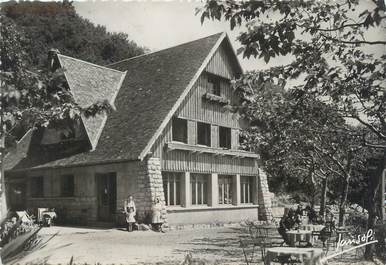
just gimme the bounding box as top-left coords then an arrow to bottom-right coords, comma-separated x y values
59,124 -> 76,140
172,117 -> 187,143
208,75 -> 221,96
41,119 -> 87,145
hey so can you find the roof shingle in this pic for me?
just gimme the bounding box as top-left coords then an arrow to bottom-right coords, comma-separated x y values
58,55 -> 126,149
5,33 -> 225,170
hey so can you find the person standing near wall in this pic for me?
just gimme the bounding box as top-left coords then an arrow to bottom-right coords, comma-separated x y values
152,197 -> 164,232
124,195 -> 136,232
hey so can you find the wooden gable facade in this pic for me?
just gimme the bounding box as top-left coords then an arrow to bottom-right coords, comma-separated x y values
150,41 -> 258,176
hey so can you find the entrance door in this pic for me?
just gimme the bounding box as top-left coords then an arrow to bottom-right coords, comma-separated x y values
96,173 -> 117,222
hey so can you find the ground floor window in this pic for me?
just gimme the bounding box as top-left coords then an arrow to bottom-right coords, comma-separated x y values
30,176 -> 44,198
241,176 -> 253,203
218,175 -> 233,204
191,174 -> 208,205
60,174 -> 75,197
162,172 -> 181,206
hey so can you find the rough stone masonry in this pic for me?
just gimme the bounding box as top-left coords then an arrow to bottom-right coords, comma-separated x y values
135,157 -> 167,225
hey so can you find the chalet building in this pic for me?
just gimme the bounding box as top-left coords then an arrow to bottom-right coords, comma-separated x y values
5,33 -> 273,226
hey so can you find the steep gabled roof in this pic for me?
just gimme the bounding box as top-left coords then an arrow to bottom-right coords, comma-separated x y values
4,130 -> 34,171
105,32 -> 228,160
57,54 -> 127,149
5,32 -> 242,171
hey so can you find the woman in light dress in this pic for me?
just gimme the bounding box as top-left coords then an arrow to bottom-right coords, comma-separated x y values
151,197 -> 164,232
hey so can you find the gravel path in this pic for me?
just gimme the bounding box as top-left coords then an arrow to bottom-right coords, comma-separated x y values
4,225 -> 378,265
5,225 -> 245,265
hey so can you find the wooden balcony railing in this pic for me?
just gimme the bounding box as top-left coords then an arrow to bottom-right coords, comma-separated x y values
165,142 -> 259,159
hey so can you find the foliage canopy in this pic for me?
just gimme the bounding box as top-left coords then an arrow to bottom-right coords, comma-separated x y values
1,0 -> 146,69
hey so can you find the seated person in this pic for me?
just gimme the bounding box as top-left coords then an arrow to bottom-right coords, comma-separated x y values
319,226 -> 333,247
294,204 -> 304,225
278,209 -> 296,245
305,205 -> 318,224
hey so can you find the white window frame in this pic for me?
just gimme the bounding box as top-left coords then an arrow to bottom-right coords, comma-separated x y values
162,172 -> 181,206
218,175 -> 233,204
241,176 -> 253,204
191,174 -> 208,205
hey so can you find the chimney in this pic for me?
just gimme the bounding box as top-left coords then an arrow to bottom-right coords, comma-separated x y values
47,48 -> 60,71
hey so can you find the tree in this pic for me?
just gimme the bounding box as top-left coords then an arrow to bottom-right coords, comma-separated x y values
199,0 -> 385,144
236,82 -> 368,224
198,0 -> 385,258
0,16 -> 110,221
362,150 -> 384,259
1,1 -> 147,69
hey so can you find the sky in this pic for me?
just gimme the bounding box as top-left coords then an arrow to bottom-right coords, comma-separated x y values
74,1 -> 290,71
74,0 -> 385,72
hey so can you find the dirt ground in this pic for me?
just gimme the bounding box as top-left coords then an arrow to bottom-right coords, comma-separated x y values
4,225 -> 379,265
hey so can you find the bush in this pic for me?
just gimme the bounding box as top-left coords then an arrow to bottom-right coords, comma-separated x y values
345,210 -> 368,232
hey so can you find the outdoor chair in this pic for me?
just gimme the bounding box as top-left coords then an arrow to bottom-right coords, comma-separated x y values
241,222 -> 286,264
240,237 -> 271,265
325,221 -> 336,232
250,224 -> 285,247
311,230 -> 321,240
297,239 -> 311,248
347,226 -> 366,258
249,225 -> 269,239
320,229 -> 337,255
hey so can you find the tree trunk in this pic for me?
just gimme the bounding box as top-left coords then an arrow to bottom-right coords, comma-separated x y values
364,162 -> 383,260
0,169 -> 7,222
378,0 -> 386,11
338,177 -> 350,227
364,201 -> 377,260
0,129 -> 8,222
319,177 -> 328,218
338,152 -> 353,227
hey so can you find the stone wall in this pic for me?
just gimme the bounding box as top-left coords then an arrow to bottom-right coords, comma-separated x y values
25,166 -> 98,225
27,197 -> 96,225
21,162 -> 136,225
7,159 -> 169,226
257,169 -> 273,221
134,157 -> 167,225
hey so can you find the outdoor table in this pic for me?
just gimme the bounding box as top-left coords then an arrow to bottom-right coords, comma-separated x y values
287,229 -> 313,247
265,247 -> 323,265
301,224 -> 325,232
